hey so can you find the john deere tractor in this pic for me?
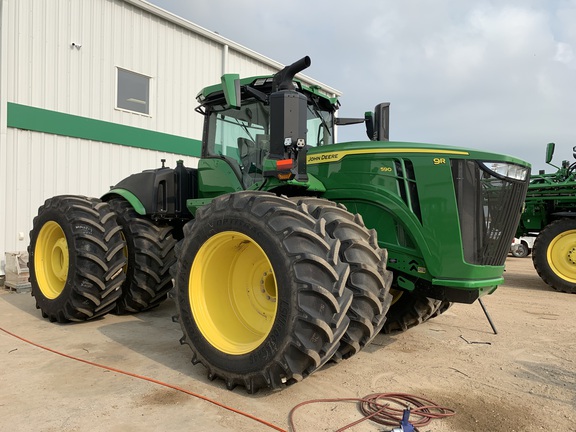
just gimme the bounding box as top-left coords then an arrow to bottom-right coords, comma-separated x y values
516,142 -> 576,293
28,57 -> 531,392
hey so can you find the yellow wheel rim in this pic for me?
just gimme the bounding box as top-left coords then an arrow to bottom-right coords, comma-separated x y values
35,221 -> 69,299
390,288 -> 403,306
547,229 -> 576,284
190,231 -> 277,355
120,232 -> 129,274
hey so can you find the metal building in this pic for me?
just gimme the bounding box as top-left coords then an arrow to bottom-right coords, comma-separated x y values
0,0 -> 339,273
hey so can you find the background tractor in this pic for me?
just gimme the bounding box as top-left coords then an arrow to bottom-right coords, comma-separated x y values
28,56 -> 531,392
515,142 -> 576,293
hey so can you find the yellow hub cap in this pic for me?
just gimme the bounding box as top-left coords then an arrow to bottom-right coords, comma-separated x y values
35,221 -> 69,299
547,229 -> 576,283
190,231 -> 278,355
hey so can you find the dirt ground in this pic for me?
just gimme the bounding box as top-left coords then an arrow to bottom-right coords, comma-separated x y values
1,256 -> 574,432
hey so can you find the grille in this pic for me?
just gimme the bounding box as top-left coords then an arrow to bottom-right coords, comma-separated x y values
451,160 -> 530,266
395,159 -> 422,222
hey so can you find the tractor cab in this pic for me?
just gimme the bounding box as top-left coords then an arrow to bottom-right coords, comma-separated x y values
195,56 -> 391,194
199,80 -> 335,188
196,58 -> 338,191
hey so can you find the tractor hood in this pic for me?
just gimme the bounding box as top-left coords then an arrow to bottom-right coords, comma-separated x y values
307,141 -> 530,170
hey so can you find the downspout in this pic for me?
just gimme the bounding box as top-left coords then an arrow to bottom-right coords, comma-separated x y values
222,44 -> 229,75
0,0 -> 8,275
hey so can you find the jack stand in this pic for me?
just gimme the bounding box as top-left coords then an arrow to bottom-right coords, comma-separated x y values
478,298 -> 498,334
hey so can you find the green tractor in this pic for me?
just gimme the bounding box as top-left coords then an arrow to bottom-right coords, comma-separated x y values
28,57 -> 531,392
516,142 -> 576,293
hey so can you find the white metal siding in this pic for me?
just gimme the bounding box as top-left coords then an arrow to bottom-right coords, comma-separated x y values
0,0 -> 341,270
4,128 -> 198,256
5,0 -> 337,134
226,50 -> 278,77
6,0 -> 224,137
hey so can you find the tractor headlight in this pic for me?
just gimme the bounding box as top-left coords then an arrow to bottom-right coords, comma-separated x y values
481,162 -> 529,181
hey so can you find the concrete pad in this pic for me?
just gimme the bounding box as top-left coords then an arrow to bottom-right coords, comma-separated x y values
1,258 -> 575,431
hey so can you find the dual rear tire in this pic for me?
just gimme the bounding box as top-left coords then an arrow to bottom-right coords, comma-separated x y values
29,196 -> 126,322
107,198 -> 176,313
29,195 -> 176,322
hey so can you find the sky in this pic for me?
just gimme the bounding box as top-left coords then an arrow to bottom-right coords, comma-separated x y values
148,0 -> 576,173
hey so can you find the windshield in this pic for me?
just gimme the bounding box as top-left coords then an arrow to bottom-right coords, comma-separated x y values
205,98 -> 335,171
307,105 -> 334,148
207,101 -> 270,163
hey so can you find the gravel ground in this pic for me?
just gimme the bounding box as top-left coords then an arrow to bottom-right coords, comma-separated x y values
1,256 -> 574,431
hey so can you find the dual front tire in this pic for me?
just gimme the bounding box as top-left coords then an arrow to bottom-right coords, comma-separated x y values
173,192 -> 355,392
290,198 -> 393,360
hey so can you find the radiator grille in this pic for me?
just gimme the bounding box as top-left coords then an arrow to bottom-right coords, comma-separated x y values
452,160 -> 530,266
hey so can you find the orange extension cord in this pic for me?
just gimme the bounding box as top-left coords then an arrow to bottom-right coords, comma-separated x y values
2,326 -> 454,432
288,393 -> 455,431
0,326 -> 286,432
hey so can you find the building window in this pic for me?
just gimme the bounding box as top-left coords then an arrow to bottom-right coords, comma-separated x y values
116,68 -> 150,115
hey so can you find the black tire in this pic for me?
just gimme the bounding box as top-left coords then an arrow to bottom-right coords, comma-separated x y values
28,195 -> 126,323
382,291 -> 442,333
532,219 -> 576,293
173,191 -> 352,393
429,300 -> 453,320
511,243 -> 529,258
291,197 -> 392,361
108,198 -> 176,313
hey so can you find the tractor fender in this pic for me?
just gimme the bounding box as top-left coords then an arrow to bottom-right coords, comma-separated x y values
102,163 -> 197,219
102,189 -> 146,215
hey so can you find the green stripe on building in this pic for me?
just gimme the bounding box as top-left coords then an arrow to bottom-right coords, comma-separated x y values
7,102 -> 202,157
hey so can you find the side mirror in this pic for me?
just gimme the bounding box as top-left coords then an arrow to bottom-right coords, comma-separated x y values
373,103 -> 390,141
364,111 -> 374,141
221,73 -> 241,109
545,142 -> 555,164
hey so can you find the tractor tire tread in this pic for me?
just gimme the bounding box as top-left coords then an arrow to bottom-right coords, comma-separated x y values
383,294 -> 442,333
173,191 -> 352,393
532,219 -> 576,294
108,198 -> 177,314
291,197 -> 393,361
28,195 -> 126,323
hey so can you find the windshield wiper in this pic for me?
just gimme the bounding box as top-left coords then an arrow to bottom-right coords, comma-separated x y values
309,98 -> 332,139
